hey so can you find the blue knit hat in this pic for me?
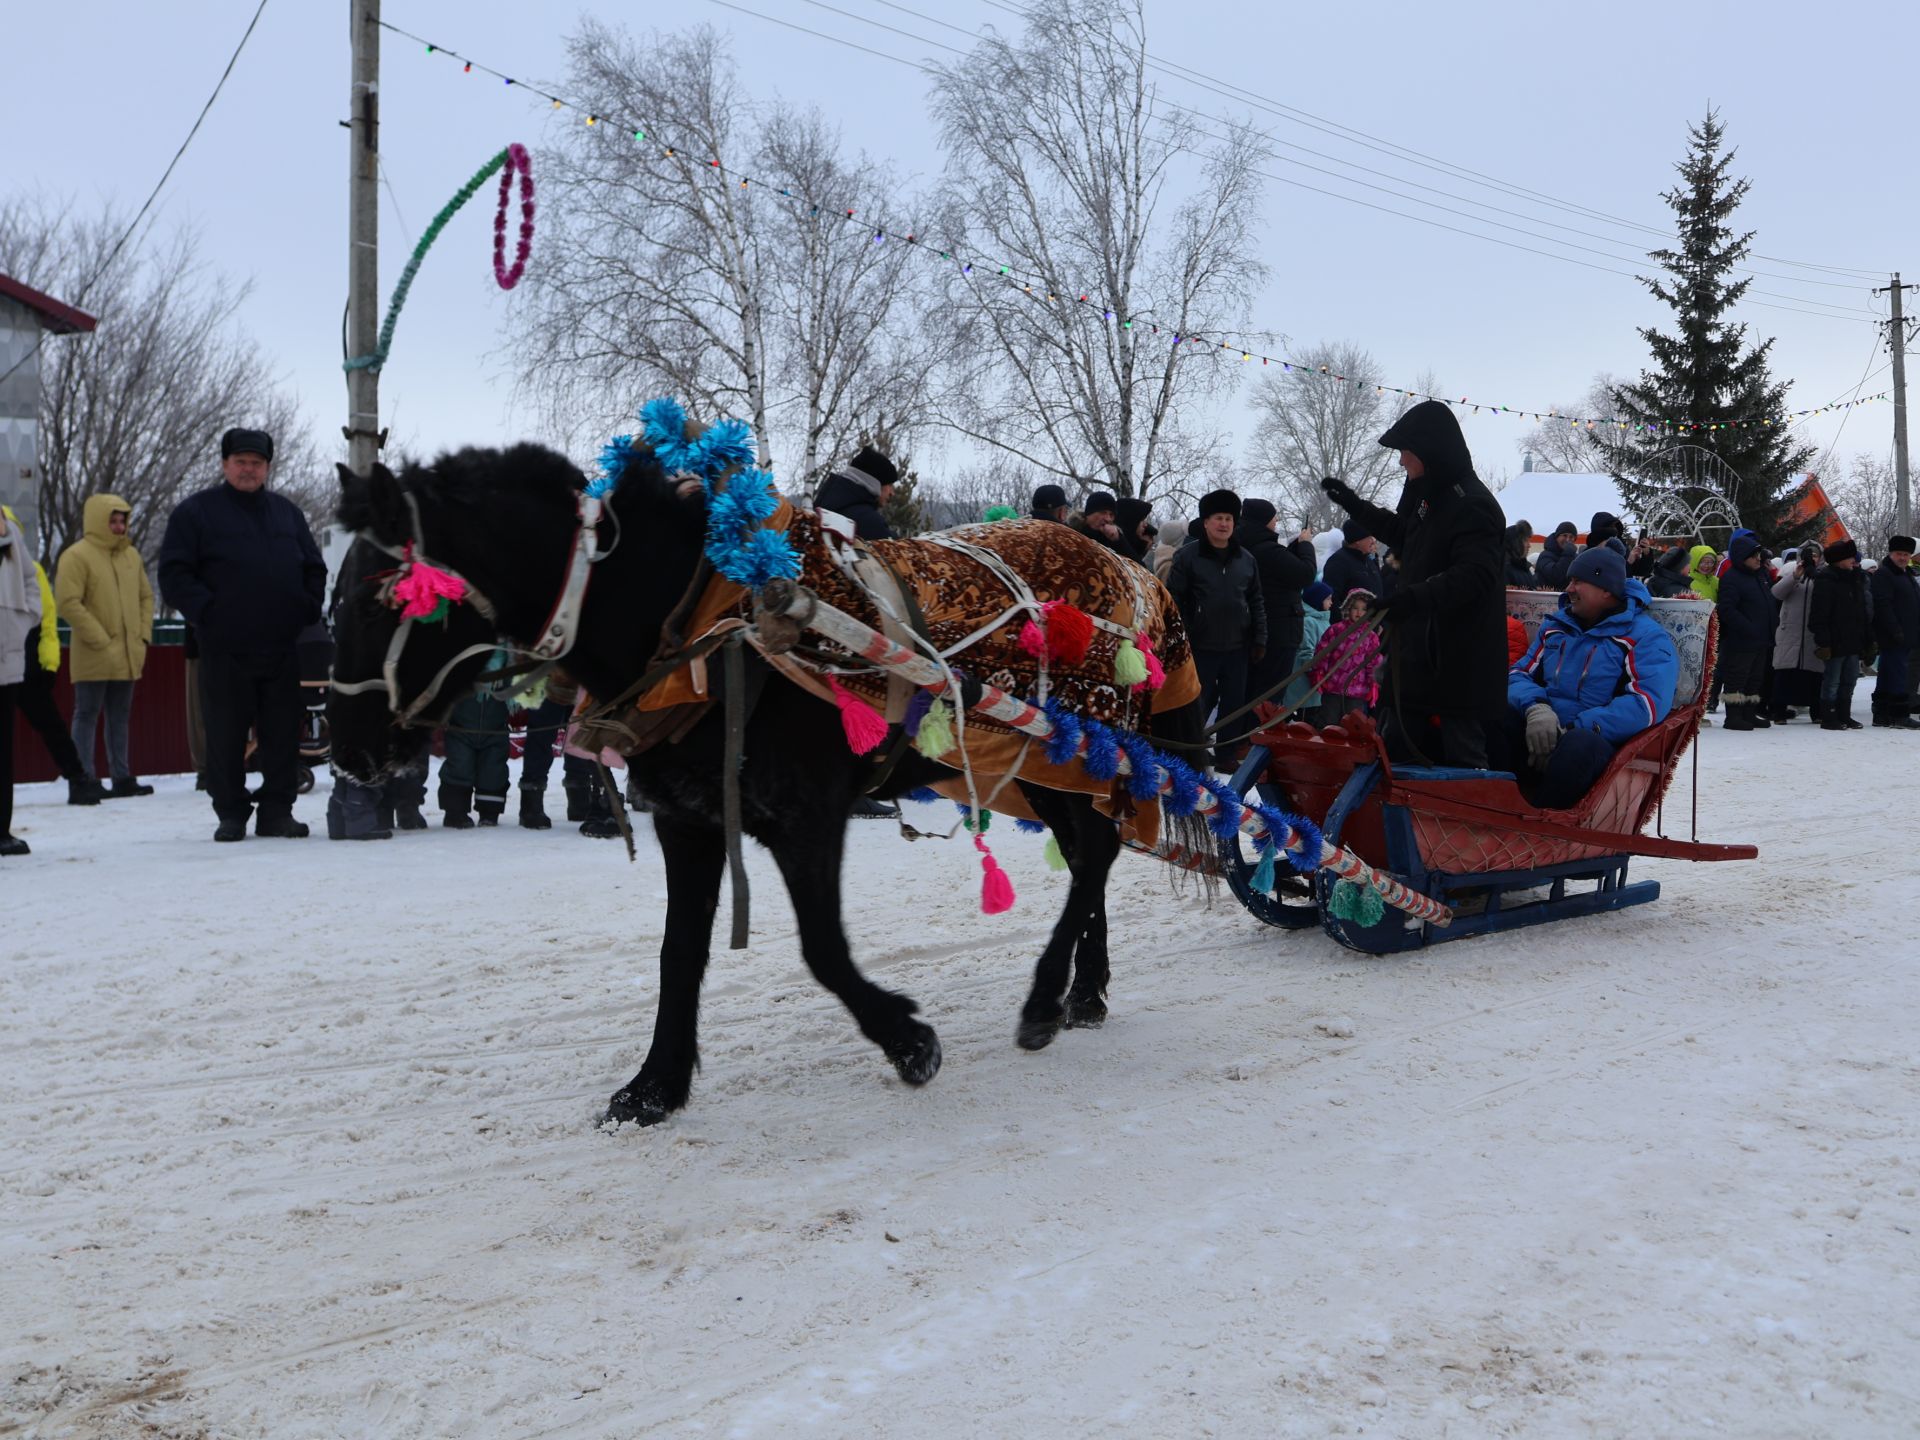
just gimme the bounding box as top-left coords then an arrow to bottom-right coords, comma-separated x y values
1303,580 -> 1334,609
1567,545 -> 1627,599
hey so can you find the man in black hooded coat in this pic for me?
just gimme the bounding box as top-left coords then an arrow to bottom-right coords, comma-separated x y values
813,445 -> 898,540
1321,400 -> 1508,768
1237,497 -> 1316,699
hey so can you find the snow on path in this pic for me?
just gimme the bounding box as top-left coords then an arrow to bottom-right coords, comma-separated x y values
2,725 -> 1916,1438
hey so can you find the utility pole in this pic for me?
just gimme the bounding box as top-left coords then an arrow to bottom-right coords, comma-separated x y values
1875,273 -> 1918,536
345,0 -> 382,476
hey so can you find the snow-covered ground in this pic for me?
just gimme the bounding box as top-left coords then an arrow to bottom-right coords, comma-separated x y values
3,723 -> 1916,1439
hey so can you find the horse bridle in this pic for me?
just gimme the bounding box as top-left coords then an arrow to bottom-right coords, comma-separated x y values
329,488 -> 607,729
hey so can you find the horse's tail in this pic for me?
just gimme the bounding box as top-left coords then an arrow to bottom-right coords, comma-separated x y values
1141,695 -> 1222,900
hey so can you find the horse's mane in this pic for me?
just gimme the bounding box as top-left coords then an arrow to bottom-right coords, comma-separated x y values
399,443 -> 587,513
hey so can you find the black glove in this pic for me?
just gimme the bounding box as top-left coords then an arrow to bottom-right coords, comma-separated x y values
1320,476 -> 1362,512
1371,588 -> 1414,619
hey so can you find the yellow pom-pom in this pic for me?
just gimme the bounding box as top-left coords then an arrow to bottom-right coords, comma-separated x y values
914,696 -> 954,758
1113,637 -> 1149,687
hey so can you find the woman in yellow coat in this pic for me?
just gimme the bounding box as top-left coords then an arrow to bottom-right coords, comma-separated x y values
54,494 -> 156,796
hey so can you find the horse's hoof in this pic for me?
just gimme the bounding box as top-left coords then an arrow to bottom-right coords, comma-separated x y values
1016,1016 -> 1061,1051
602,1083 -> 676,1127
1063,995 -> 1107,1029
888,1025 -> 942,1086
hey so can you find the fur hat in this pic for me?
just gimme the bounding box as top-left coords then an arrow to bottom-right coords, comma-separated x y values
1567,545 -> 1627,599
1588,511 -> 1620,542
1303,580 -> 1334,610
847,445 -> 899,490
1239,497 -> 1278,533
221,427 -> 274,461
1825,539 -> 1859,565
1083,490 -> 1118,518
1890,535 -> 1917,554
1197,488 -> 1241,522
1031,483 -> 1070,514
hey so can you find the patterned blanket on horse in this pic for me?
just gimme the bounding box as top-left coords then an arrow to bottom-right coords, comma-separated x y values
630,511 -> 1199,841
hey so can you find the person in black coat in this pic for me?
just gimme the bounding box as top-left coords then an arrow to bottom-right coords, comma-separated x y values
1503,520 -> 1536,588
1112,496 -> 1156,564
1321,399 -> 1508,768
1322,523 -> 1383,607
1649,543 -> 1696,598
1031,483 -> 1071,523
1237,498 -> 1317,702
157,428 -> 326,841
1533,521 -> 1578,590
1869,534 -> 1919,727
812,445 -> 898,541
1809,539 -> 1874,731
1166,488 -> 1267,770
1715,533 -> 1775,731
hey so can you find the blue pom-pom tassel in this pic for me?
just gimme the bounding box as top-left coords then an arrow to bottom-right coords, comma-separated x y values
1042,699 -> 1083,766
696,418 -> 756,474
1250,839 -> 1277,896
640,397 -> 690,466
1117,732 -> 1160,801
1013,817 -> 1046,834
903,787 -> 941,804
1081,718 -> 1121,781
592,434 -> 635,497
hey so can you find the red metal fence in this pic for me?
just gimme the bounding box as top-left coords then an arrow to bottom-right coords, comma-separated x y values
12,641 -> 196,783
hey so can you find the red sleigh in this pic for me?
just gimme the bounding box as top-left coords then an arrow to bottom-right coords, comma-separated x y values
1220,599 -> 1757,952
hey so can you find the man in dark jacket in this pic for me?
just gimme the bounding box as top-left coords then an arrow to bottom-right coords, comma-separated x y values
1166,488 -> 1267,770
1069,490 -> 1120,547
812,445 -> 898,541
1322,399 -> 1507,768
1534,521 -> 1578,590
1648,542 -> 1696,598
1322,523 -> 1382,607
1715,533 -> 1775,731
1809,539 -> 1873,731
1869,534 -> 1919,728
1503,520 -> 1536,588
158,428 -> 327,841
1031,484 -> 1070,523
1237,498 -> 1316,703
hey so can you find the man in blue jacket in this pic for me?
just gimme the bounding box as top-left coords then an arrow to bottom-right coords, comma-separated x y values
158,428 -> 327,841
1507,546 -> 1678,809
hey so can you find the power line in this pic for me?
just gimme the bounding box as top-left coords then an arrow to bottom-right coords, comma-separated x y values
965,0 -> 1888,282
0,0 -> 273,387
754,0 -> 1879,322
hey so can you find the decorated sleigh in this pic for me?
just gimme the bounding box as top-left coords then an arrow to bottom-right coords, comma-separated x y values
1217,593 -> 1757,953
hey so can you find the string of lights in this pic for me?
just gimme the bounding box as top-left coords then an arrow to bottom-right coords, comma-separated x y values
383,19 -> 1893,436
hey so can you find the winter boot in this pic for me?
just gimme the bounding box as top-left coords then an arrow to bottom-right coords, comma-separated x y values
106,776 -> 155,798
440,782 -> 476,830
851,796 -> 901,819
0,834 -> 30,857
67,777 -> 105,806
1722,702 -> 1755,732
256,813 -> 310,839
395,803 -> 428,831
476,800 -> 504,828
214,815 -> 249,842
1820,715 -> 1849,732
518,786 -> 552,830
578,783 -> 620,839
564,781 -> 591,823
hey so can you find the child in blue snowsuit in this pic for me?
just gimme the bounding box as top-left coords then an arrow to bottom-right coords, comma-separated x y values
440,655 -> 513,827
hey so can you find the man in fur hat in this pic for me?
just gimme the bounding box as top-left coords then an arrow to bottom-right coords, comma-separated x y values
1869,533 -> 1919,728
813,445 -> 899,541
1166,488 -> 1267,771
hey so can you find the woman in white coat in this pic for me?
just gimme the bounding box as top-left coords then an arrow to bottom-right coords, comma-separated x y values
1,505 -> 46,854
1770,545 -> 1825,723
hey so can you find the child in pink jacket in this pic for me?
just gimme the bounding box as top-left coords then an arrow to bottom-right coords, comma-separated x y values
1308,588 -> 1382,728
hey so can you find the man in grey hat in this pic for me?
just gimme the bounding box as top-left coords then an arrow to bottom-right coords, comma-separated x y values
158,427 -> 327,841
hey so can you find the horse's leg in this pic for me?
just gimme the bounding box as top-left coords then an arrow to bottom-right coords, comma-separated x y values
770,822 -> 942,1087
1013,787 -> 1105,1051
605,814 -> 725,1125
1064,797 -> 1118,1029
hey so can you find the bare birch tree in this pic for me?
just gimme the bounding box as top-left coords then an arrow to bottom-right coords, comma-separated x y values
510,23 -> 932,484
1829,451 -> 1900,557
0,198 -> 323,565
1245,341 -> 1403,530
1515,373 -> 1619,473
927,0 -> 1267,502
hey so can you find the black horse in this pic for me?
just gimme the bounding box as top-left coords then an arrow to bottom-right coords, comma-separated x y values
328,443 -> 1201,1124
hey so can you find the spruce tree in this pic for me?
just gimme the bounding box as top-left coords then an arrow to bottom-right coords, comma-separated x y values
1605,111 -> 1817,547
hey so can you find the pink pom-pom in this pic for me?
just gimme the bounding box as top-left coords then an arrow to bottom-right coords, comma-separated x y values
1136,631 -> 1166,690
391,550 -> 467,621
1019,619 -> 1047,659
829,677 -> 889,755
975,834 -> 1016,914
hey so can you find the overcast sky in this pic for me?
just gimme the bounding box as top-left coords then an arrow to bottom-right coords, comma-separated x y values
6,0 -> 1909,510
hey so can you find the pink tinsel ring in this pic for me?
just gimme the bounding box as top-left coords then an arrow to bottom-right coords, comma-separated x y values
493,143 -> 535,290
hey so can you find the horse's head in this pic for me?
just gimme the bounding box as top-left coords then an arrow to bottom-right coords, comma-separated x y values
327,460 -> 507,783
